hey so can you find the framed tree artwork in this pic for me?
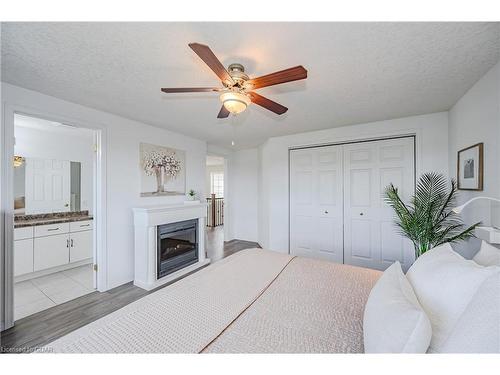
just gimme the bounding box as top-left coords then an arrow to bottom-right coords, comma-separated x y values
140,143 -> 186,197
457,142 -> 483,191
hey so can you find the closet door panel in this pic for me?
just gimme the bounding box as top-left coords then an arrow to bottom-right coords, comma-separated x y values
290,146 -> 343,263
316,216 -> 337,256
318,170 -> 338,205
379,168 -> 404,216
349,169 -> 371,207
344,137 -> 415,271
315,147 -> 343,262
290,137 -> 414,270
290,150 -> 314,258
380,221 -> 405,262
377,138 -> 415,269
344,141 -> 379,268
293,171 -> 313,206
293,215 -> 314,254
350,219 -> 373,259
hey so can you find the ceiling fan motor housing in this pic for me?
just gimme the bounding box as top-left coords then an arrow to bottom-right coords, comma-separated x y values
227,63 -> 249,86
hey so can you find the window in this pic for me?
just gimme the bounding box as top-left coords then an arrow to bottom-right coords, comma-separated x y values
210,172 -> 224,198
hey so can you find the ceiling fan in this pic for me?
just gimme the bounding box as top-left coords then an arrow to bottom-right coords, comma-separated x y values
161,43 -> 308,118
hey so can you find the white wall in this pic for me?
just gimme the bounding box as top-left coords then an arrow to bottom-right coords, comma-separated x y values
227,148 -> 259,243
1,83 -> 206,290
258,112 -> 449,252
14,124 -> 94,213
448,62 -> 500,257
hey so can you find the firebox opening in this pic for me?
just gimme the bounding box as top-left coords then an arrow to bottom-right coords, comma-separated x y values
157,219 -> 198,279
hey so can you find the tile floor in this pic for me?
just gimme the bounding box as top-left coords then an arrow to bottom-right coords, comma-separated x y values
14,264 -> 95,320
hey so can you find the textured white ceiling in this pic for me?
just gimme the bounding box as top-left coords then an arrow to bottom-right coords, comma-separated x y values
2,22 -> 500,149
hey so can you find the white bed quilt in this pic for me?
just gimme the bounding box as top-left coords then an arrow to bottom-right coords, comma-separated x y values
44,248 -> 380,353
45,249 -> 293,353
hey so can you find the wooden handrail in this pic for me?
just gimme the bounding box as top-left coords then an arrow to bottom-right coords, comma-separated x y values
211,194 -> 216,227
206,195 -> 224,227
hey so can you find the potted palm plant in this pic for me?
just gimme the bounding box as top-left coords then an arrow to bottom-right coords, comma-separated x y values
384,172 -> 480,258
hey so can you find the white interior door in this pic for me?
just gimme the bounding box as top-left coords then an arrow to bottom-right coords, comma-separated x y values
290,145 -> 344,263
25,158 -> 71,214
343,137 -> 415,271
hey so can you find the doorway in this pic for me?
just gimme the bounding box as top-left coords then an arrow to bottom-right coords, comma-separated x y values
12,114 -> 96,320
205,155 -> 225,261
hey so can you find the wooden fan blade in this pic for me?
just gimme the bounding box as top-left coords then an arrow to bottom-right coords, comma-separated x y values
217,105 -> 230,118
188,43 -> 235,85
247,92 -> 288,115
161,87 -> 220,93
245,66 -> 307,90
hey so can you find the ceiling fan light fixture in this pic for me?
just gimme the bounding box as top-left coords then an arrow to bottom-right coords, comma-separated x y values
161,43 -> 307,117
220,92 -> 251,114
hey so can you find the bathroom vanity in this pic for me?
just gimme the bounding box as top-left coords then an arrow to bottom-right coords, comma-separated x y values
14,211 -> 93,281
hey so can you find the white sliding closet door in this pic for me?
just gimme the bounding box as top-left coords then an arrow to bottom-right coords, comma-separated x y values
343,137 -> 415,271
290,145 -> 344,263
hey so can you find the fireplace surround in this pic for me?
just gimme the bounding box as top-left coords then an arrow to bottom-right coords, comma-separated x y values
133,202 -> 209,290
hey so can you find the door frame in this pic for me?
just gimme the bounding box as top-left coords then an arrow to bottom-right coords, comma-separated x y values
288,134 -> 417,256
206,149 -> 230,241
1,103 -> 108,330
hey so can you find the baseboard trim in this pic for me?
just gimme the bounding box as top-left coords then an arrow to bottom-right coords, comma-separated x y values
14,258 -> 93,283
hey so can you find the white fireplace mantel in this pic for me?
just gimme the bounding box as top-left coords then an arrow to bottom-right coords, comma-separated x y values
132,202 -> 210,290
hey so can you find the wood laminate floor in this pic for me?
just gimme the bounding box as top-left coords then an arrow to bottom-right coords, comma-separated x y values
1,227 -> 260,352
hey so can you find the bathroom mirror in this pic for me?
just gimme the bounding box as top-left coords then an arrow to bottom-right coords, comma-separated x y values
14,156 -> 83,215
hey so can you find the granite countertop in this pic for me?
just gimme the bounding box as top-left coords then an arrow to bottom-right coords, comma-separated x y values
14,211 -> 93,228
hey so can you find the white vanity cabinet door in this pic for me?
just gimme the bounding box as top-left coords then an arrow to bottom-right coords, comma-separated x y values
14,239 -> 34,276
70,230 -> 93,263
34,233 -> 70,271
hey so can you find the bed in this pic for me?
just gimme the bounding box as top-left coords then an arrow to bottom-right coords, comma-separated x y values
44,248 -> 381,353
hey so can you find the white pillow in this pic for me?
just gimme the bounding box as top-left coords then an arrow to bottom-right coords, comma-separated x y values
473,240 -> 500,266
438,273 -> 500,353
407,243 -> 500,353
363,261 -> 432,353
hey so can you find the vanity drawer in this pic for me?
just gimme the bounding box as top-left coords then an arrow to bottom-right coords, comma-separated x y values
70,220 -> 93,232
14,226 -> 34,240
34,222 -> 70,237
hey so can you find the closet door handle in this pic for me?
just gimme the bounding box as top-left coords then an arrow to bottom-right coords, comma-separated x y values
70,239 -> 74,247
359,212 -> 364,216
66,239 -> 70,248
324,210 -> 329,214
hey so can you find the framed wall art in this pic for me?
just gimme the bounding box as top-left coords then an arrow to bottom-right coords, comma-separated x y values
457,142 -> 483,191
140,143 -> 186,196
